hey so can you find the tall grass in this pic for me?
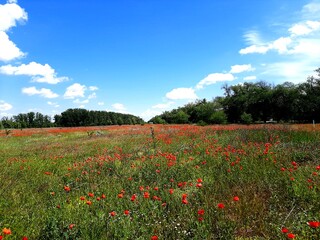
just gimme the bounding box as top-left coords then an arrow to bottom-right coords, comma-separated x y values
0,125 -> 320,239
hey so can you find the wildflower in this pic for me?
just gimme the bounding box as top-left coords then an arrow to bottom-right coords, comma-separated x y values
198,209 -> 205,215
308,221 -> 320,228
197,178 -> 203,183
287,233 -> 295,239
169,188 -> 174,194
124,210 -> 130,215
96,197 -> 101,201
182,199 -> 188,204
86,200 -> 92,205
64,186 -> 71,192
198,217 -> 204,222
131,194 -> 137,201
80,196 -> 85,201
151,236 -> 158,240
110,211 -> 116,217
144,192 -> 150,199
118,193 -> 124,198
217,203 -> 225,209
196,183 -> 203,188
22,237 -> 28,240
101,194 -> 106,199
69,224 -> 75,230
88,192 -> 94,197
233,196 -> 240,202
281,227 -> 289,233
2,228 -> 11,235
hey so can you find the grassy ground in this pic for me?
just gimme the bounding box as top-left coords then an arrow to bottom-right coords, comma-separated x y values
0,124 -> 320,239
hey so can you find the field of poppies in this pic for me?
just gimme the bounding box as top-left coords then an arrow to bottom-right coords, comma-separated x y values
1,124 -> 320,239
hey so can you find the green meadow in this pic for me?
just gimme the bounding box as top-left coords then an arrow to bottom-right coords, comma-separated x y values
1,124 -> 320,239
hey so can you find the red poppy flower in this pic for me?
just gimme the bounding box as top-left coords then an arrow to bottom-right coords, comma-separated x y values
233,196 -> 240,201
308,221 -> 320,228
144,192 -> 150,199
198,209 -> 205,215
88,192 -> 94,197
131,194 -> 137,201
151,236 -> 158,240
281,227 -> 289,233
169,189 -> 174,194
64,186 -> 71,192
118,193 -> 124,198
2,228 -> 11,235
69,224 -> 75,230
287,233 -> 295,239
124,210 -> 130,215
86,200 -> 92,205
110,211 -> 116,217
217,203 -> 225,209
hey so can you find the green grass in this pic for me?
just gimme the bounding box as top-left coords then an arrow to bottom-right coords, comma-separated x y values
0,125 -> 320,239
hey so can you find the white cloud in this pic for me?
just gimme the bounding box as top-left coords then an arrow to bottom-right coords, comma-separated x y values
230,64 -> 255,74
0,31 -> 25,61
243,31 -> 264,45
239,44 -> 270,55
89,86 -> 98,91
0,0 -> 27,62
166,87 -> 198,100
22,86 -> 59,98
0,100 -> 13,111
140,109 -> 163,121
289,20 -> 320,36
98,102 -> 104,106
302,2 -> 320,19
262,61 -> 315,84
196,73 -> 235,89
152,101 -> 175,109
0,62 -> 68,84
64,83 -> 86,99
0,0 -> 27,32
112,103 -> 128,113
88,92 -> 96,99
243,76 -> 257,81
73,99 -> 89,104
47,101 -> 59,107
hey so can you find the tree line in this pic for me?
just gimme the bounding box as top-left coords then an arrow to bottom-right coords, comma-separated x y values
0,109 -> 144,129
150,68 -> 320,125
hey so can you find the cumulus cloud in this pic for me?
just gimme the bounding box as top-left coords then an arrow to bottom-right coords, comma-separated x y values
0,100 -> 13,111
0,31 -> 25,61
230,64 -> 255,74
166,88 -> 198,100
112,103 -> 127,113
73,99 -> 89,104
240,19 -> 320,56
0,0 -> 27,61
152,102 -> 175,109
98,102 -> 104,106
196,73 -> 235,89
47,101 -> 59,107
89,86 -> 98,91
0,62 -> 68,84
243,76 -> 257,81
22,86 -> 59,98
64,83 -> 86,99
88,92 -> 96,99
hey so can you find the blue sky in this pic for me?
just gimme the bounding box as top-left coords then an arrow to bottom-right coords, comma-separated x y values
0,0 -> 320,121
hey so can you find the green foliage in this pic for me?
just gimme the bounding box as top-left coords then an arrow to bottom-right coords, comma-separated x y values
240,112 -> 253,125
210,111 -> 227,124
55,109 -> 144,127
